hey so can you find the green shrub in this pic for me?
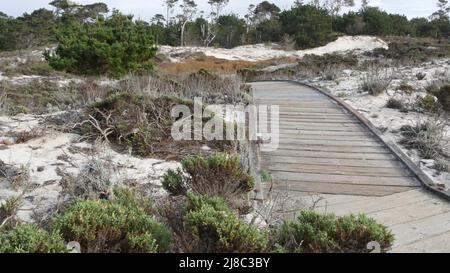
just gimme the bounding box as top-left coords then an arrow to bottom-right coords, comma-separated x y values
432,85 -> 450,112
162,169 -> 187,196
274,211 -> 394,253
0,224 -> 67,253
279,5 -> 335,49
0,196 -> 22,221
44,11 -> 157,77
0,196 -> 22,230
54,199 -> 171,253
184,194 -> 268,253
386,98 -> 405,110
163,153 -> 254,200
397,82 -> 415,94
418,94 -> 439,112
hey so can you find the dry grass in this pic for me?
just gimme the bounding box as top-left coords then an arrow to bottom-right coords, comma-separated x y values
360,65 -> 393,96
400,117 -> 448,160
156,56 -> 299,75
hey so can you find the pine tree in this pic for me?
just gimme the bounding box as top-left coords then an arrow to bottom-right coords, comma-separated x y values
432,0 -> 450,20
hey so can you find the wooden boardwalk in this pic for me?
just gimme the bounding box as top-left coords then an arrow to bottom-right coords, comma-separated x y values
251,81 -> 450,253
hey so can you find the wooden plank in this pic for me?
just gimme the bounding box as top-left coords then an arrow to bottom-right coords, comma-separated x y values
274,144 -> 389,154
391,231 -> 450,253
256,101 -> 336,107
269,181 -> 416,197
279,139 -> 383,147
278,108 -> 345,113
276,134 -> 375,141
263,149 -> 395,160
263,163 -> 412,177
270,171 -> 420,187
264,156 -> 403,168
274,122 -> 362,129
321,190 -> 436,216
389,211 -> 450,248
369,199 -> 450,226
278,112 -> 350,118
276,119 -> 359,124
278,130 -> 373,137
279,127 -> 366,134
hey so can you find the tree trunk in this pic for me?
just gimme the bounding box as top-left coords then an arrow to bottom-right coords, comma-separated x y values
166,6 -> 170,27
181,20 -> 188,46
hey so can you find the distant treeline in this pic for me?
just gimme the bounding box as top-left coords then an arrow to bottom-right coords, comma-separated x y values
1,0 -> 450,51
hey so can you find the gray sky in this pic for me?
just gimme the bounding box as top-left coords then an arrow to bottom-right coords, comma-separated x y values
0,0 -> 438,20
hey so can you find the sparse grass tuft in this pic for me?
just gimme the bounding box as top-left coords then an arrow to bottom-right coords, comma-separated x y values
430,85 -> 450,112
434,158 -> 450,173
360,66 -> 392,96
416,72 -> 427,81
397,82 -> 415,94
418,94 -> 440,112
386,98 -> 406,110
400,118 -> 447,159
0,196 -> 23,230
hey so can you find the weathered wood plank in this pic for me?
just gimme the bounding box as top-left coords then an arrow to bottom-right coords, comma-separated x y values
264,156 -> 403,168
391,231 -> 450,253
263,162 -> 412,177
268,181 -> 416,197
278,139 -> 383,147
263,149 -> 395,160
318,190 -> 435,215
389,211 -> 450,248
276,119 -> 360,124
274,144 -> 389,153
269,171 -> 420,187
278,130 -> 373,137
274,123 -> 363,130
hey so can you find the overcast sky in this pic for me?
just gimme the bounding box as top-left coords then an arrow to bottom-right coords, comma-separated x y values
0,0 -> 439,20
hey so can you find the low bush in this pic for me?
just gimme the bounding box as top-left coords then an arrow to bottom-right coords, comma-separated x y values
0,196 -> 22,230
0,79 -> 111,115
162,153 -> 254,203
273,211 -> 394,253
397,82 -> 415,94
54,199 -> 171,253
0,224 -> 67,253
434,158 -> 450,173
416,72 -> 427,81
368,41 -> 450,65
430,85 -> 450,112
360,66 -> 392,96
297,53 -> 358,77
3,61 -> 56,77
400,119 -> 446,159
183,194 -> 268,253
418,94 -> 439,112
320,65 -> 341,81
386,98 -> 406,110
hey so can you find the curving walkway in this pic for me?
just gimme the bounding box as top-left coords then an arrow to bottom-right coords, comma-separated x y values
251,81 -> 450,253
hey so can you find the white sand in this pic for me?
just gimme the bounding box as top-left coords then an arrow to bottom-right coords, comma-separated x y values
159,36 -> 388,62
0,114 -> 180,222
